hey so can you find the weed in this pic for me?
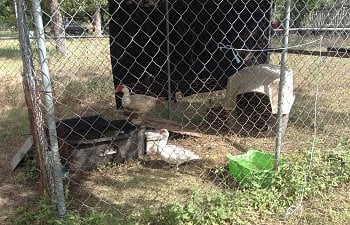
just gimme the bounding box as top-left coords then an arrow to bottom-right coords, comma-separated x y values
16,196 -> 119,225
16,197 -> 56,225
145,190 -> 236,225
14,151 -> 39,182
141,140 -> 350,225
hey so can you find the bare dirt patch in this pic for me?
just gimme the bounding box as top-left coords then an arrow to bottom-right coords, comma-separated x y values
0,137 -> 37,224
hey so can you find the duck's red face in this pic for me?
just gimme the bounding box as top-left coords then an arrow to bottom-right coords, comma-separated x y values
160,129 -> 169,135
115,85 -> 125,92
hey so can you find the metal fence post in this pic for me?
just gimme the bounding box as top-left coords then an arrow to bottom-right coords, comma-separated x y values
274,0 -> 292,171
31,0 -> 67,217
8,0 -> 348,221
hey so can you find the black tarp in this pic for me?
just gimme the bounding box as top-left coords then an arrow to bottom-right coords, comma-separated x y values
109,0 -> 273,108
57,115 -> 145,170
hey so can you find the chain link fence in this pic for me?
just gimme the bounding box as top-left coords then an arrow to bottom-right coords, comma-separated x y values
4,0 -> 349,222
0,17 -> 23,115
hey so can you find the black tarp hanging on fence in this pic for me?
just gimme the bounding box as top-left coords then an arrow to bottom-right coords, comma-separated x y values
109,0 -> 272,108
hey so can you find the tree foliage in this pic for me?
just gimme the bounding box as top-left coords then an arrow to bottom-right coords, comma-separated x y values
0,0 -> 16,27
60,0 -> 107,21
1,0 -> 341,32
274,0 -> 337,27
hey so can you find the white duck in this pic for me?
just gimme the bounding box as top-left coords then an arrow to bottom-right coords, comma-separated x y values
158,129 -> 200,170
115,84 -> 163,123
145,130 -> 169,154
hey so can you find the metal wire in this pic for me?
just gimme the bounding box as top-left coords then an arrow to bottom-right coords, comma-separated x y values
3,0 -> 348,221
218,38 -> 322,52
284,35 -> 323,220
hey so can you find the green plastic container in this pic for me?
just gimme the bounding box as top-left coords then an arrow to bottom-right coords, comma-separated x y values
227,150 -> 277,187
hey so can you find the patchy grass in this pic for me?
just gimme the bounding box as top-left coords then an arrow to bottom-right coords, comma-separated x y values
71,161 -> 214,219
137,141 -> 350,225
0,108 -> 29,142
292,184 -> 350,225
13,140 -> 350,225
0,30 -> 18,37
0,45 -> 21,59
271,32 -> 350,50
1,35 -> 349,224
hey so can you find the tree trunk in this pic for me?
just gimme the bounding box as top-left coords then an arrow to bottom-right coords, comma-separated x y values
49,0 -> 67,54
92,8 -> 103,37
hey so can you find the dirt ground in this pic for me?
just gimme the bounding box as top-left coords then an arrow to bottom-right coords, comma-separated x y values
0,136 -> 36,225
0,46 -> 37,224
1,36 -> 349,223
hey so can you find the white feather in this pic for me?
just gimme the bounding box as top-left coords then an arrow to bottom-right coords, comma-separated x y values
145,130 -> 168,154
116,85 -> 160,114
157,129 -> 200,167
145,130 -> 162,141
158,144 -> 200,165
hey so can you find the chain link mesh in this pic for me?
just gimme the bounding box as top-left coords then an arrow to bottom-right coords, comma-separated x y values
0,27 -> 23,111
3,0 -> 349,221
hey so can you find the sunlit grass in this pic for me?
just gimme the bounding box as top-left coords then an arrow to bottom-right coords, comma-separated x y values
1,35 -> 349,224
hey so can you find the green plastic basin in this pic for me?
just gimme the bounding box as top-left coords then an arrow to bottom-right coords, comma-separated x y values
227,150 -> 278,187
